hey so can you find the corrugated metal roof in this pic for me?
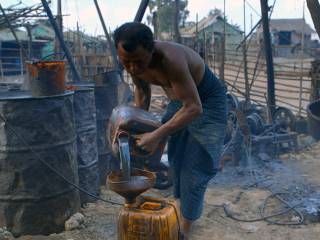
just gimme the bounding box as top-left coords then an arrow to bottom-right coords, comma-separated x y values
0,28 -> 47,43
0,29 -> 29,41
180,14 -> 242,37
269,18 -> 315,35
181,14 -> 218,36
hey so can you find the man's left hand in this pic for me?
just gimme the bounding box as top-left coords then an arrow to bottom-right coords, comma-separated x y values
134,132 -> 161,153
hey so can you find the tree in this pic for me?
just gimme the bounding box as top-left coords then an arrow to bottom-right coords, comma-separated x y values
208,8 -> 223,17
147,0 -> 189,37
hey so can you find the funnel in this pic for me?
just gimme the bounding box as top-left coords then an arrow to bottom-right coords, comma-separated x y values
107,168 -> 156,204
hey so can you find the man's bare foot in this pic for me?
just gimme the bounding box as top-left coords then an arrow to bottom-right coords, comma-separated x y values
180,216 -> 192,240
179,231 -> 189,240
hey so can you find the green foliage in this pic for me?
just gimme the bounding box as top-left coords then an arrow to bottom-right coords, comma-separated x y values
148,0 -> 189,33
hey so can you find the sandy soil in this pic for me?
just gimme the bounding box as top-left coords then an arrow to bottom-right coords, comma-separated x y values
13,140 -> 320,240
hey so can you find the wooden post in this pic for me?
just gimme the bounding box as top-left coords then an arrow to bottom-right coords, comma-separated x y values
0,59 -> 3,80
196,13 -> 199,45
310,60 -> 320,100
298,3 -> 305,116
26,24 -> 33,59
306,0 -> 320,102
243,0 -> 250,102
152,11 -> 158,40
173,0 -> 181,43
20,47 -> 23,77
0,42 -> 4,80
55,0 -> 62,53
306,0 -> 320,38
220,0 -> 226,82
204,31 -> 207,64
260,0 -> 276,121
76,22 -> 83,76
134,0 -> 150,22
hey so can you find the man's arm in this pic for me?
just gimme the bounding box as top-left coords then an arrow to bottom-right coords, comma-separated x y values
132,77 -> 151,111
152,56 -> 203,139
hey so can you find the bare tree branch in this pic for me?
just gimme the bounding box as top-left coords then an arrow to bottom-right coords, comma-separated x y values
0,1 -> 49,29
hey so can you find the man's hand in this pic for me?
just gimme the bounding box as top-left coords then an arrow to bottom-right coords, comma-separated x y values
134,132 -> 161,153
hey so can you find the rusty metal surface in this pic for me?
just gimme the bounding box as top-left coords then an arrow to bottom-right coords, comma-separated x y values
26,60 -> 66,97
118,195 -> 180,240
72,86 -> 100,204
0,91 -> 80,237
107,168 -> 155,204
93,71 -> 121,184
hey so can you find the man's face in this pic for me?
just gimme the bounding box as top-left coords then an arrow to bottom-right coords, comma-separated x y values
117,43 -> 152,76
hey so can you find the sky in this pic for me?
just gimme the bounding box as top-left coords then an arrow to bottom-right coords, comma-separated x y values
1,0 -> 317,38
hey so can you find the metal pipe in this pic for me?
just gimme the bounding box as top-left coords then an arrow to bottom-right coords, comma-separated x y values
41,0 -> 82,81
93,0 -> 119,70
134,0 -> 150,22
260,0 -> 276,122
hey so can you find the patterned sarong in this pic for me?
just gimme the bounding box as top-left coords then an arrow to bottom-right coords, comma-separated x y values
162,65 -> 227,220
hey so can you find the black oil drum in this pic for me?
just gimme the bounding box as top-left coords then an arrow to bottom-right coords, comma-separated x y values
94,71 -> 122,184
0,91 -> 80,237
71,84 -> 100,204
307,99 -> 320,140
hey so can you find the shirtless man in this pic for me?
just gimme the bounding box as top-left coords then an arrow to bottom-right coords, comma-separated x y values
114,22 -> 227,239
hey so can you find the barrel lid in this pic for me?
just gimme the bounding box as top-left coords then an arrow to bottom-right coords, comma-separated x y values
67,81 -> 95,88
0,90 -> 74,101
66,82 -> 95,92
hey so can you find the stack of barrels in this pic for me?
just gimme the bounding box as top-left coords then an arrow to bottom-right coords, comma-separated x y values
0,61 -> 131,237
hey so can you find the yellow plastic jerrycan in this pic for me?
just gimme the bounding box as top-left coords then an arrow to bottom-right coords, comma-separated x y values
118,196 -> 180,240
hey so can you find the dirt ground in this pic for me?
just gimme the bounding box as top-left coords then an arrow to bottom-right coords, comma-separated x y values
12,139 -> 320,240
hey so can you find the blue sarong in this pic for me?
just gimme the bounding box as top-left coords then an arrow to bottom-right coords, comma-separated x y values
162,65 -> 227,221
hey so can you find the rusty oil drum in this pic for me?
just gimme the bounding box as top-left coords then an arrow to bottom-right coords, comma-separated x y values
0,91 -> 80,237
67,83 -> 100,204
94,70 -> 121,184
26,60 -> 65,97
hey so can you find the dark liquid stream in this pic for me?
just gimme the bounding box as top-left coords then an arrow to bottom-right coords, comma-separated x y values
118,136 -> 131,181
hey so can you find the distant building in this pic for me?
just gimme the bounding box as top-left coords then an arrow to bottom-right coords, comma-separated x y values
30,20 -> 110,56
257,18 -> 319,58
0,20 -> 112,77
180,12 -> 243,58
0,29 -> 47,76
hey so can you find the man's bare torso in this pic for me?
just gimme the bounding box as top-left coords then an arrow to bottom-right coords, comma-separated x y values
133,41 -> 205,100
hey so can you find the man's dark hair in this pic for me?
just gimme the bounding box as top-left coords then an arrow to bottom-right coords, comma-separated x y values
114,22 -> 154,52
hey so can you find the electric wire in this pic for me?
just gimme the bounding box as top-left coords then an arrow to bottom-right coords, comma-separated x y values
0,113 -> 123,206
220,101 -> 304,225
